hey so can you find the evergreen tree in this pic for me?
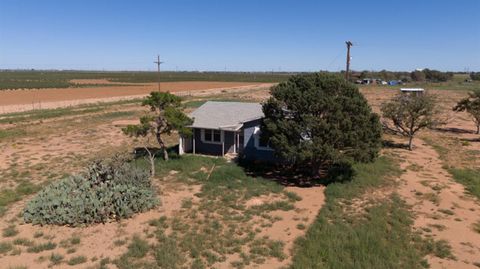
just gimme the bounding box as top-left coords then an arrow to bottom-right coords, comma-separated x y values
262,73 -> 382,177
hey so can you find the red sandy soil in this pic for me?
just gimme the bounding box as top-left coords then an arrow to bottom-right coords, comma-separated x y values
363,87 -> 480,269
0,81 -> 274,114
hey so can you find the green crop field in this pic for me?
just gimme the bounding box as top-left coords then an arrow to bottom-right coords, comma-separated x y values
0,70 -> 294,90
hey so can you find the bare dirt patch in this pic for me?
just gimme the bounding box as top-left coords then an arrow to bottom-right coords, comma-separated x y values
0,82 -> 273,114
391,138 -> 480,269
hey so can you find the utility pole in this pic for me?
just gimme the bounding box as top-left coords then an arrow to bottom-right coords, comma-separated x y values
154,55 -> 164,92
345,41 -> 353,80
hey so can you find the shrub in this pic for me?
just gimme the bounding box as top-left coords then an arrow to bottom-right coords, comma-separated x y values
2,225 -> 19,237
26,242 -> 57,253
67,255 -> 87,265
0,242 -> 13,254
23,156 -> 158,226
49,253 -> 64,265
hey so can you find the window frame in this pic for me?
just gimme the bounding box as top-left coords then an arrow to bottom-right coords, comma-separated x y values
254,128 -> 273,151
201,128 -> 223,144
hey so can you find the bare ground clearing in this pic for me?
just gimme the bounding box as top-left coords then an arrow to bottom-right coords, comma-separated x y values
366,87 -> 480,268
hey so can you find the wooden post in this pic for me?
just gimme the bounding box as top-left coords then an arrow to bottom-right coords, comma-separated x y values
221,130 -> 225,156
233,131 -> 237,154
179,137 -> 184,155
193,129 -> 196,154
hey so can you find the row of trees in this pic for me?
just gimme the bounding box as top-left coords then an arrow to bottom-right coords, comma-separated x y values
123,73 -> 479,180
412,69 -> 454,82
470,72 -> 480,81
352,69 -> 455,82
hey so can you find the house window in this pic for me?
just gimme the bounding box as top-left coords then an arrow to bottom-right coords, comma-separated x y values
204,129 -> 212,141
202,129 -> 222,143
254,127 -> 273,150
213,130 -> 221,142
258,134 -> 270,148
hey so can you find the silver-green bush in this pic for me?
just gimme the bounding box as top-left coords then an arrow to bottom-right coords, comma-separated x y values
24,156 -> 158,226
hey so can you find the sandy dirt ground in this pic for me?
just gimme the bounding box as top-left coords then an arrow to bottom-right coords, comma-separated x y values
364,87 -> 480,268
0,81 -> 274,114
1,85 -> 479,268
0,84 -> 323,269
394,139 -> 480,269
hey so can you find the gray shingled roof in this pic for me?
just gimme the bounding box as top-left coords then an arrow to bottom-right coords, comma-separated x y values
189,101 -> 263,130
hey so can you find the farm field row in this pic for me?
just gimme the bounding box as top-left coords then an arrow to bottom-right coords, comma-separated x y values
0,81 -> 274,114
0,71 -> 292,90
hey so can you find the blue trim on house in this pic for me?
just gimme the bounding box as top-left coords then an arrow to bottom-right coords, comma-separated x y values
184,119 -> 278,162
241,119 -> 278,162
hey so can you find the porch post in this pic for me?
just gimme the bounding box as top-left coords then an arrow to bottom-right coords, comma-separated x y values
233,131 -> 237,154
221,130 -> 225,156
179,136 -> 184,155
193,129 -> 196,154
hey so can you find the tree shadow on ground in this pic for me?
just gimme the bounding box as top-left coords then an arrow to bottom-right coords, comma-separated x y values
382,139 -> 410,150
434,127 -> 476,134
461,137 -> 480,143
132,145 -> 180,160
237,159 -> 355,187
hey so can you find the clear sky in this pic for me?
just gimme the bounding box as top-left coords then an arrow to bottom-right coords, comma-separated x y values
0,0 -> 479,72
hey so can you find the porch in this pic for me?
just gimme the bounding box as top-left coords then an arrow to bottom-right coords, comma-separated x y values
179,127 -> 244,157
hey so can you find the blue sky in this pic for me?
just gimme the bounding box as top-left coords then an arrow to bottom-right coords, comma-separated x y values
0,0 -> 479,72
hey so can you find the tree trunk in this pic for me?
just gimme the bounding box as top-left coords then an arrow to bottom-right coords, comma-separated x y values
149,155 -> 155,177
144,146 -> 156,177
155,131 -> 169,161
408,135 -> 414,151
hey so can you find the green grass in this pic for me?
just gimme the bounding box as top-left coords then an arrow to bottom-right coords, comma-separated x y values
13,238 -> 33,247
424,239 -> 455,260
2,225 -> 19,237
0,181 -> 41,216
125,236 -> 150,258
0,128 -> 27,140
117,155 -> 292,268
70,236 -> 81,245
0,107 -> 102,124
448,168 -> 480,199
26,242 -> 57,253
49,253 -> 64,265
67,255 -> 87,266
114,236 -> 153,269
290,157 -> 435,269
0,241 -> 13,254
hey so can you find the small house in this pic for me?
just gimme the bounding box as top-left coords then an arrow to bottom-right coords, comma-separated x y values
179,101 -> 276,162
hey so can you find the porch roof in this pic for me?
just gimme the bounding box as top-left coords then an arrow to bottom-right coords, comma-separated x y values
189,101 -> 264,131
